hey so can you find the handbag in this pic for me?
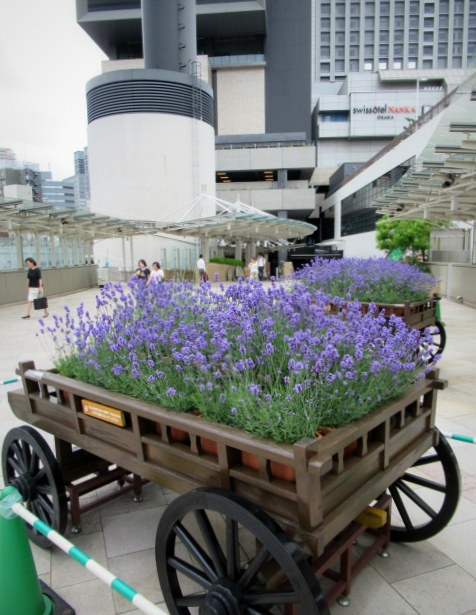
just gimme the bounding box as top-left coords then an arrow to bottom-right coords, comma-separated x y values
33,295 -> 48,310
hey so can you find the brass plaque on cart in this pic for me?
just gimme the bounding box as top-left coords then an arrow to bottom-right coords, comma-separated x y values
81,399 -> 126,427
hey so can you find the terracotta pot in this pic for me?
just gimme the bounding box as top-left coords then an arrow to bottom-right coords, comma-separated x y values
200,438 -> 218,456
241,451 -> 260,471
154,422 -> 190,444
269,461 -> 296,483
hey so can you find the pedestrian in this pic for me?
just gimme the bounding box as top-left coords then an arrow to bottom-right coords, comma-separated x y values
147,261 -> 165,286
134,259 -> 150,281
197,254 -> 207,282
22,257 -> 48,319
248,257 -> 259,280
257,252 -> 266,281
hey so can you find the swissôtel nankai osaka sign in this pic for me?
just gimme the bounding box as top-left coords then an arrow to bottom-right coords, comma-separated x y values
349,93 -> 417,137
352,103 -> 416,120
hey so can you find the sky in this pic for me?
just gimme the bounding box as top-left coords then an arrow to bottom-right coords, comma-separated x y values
0,0 -> 107,179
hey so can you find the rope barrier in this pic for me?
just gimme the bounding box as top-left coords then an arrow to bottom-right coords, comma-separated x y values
1,377 -> 19,385
0,486 -> 167,615
442,432 -> 475,444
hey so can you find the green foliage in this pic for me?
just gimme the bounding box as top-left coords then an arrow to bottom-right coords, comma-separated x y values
375,218 -> 435,261
209,257 -> 245,268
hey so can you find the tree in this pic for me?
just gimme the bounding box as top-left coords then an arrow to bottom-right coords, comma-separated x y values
375,218 -> 436,263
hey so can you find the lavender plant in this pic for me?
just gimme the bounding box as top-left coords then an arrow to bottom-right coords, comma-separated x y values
39,278 -> 435,444
294,257 -> 435,303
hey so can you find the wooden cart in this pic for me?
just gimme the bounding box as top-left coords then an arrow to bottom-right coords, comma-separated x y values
3,361 -> 460,615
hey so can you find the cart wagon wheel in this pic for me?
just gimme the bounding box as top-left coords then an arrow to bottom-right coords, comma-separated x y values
1,426 -> 68,548
389,430 -> 460,542
422,320 -> 447,363
156,487 -> 330,615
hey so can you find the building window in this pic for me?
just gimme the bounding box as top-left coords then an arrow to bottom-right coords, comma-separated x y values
320,112 -> 349,122
364,45 -> 374,55
350,3 -> 360,16
439,29 -> 448,41
438,57 -> 448,68
423,59 -> 433,68
409,1 -> 420,13
379,44 -> 389,56
321,46 -> 330,58
394,16 -> 404,28
350,18 -> 360,29
336,3 -> 346,16
320,62 -> 330,73
438,43 -> 448,54
393,59 -> 402,69
409,43 -> 418,55
453,15 -> 464,27
440,1 -> 449,12
350,32 -> 360,43
365,2 -> 375,16
409,30 -> 419,41
380,2 -> 390,16
409,15 -> 419,27
394,30 -> 404,42
469,28 -> 476,41
336,46 -> 345,58
379,61 -> 388,69
365,30 -> 374,43
394,44 -> 403,55
336,32 -> 345,44
408,59 -> 417,68
321,18 -> 330,29
380,16 -> 389,28
365,16 -> 374,28
439,14 -> 449,27
349,59 -> 360,71
364,60 -> 373,70
321,3 -> 331,15
453,57 -> 462,68
424,17 -> 434,27
350,45 -> 359,57
335,18 -> 345,30
454,1 -> 464,12
424,3 -> 434,13
453,43 -> 462,55
380,30 -> 389,42
395,1 -> 405,14
321,32 -> 330,43
423,45 -> 433,55
424,31 -> 434,42
335,60 -> 345,72
453,29 -> 463,42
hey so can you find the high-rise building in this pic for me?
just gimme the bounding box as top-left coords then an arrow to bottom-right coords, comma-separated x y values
76,0 -> 475,260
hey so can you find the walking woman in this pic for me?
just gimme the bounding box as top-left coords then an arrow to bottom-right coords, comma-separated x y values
22,257 -> 48,319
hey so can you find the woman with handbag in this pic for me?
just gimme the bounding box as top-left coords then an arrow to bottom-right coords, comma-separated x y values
22,257 -> 49,319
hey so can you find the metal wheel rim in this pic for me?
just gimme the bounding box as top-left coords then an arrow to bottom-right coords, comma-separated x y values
424,321 -> 447,362
1,426 -> 67,547
389,430 -> 460,542
156,487 -> 329,615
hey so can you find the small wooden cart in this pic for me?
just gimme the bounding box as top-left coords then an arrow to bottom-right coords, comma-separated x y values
3,362 -> 460,615
361,297 -> 446,360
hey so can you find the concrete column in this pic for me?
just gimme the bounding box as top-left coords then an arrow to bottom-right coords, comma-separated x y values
277,211 -> 288,266
141,0 -> 197,73
234,240 -> 243,261
50,234 -> 56,267
34,232 -> 40,265
121,237 -> 127,272
129,237 -> 135,271
62,236 -> 68,266
15,233 -> 24,269
200,237 -> 210,261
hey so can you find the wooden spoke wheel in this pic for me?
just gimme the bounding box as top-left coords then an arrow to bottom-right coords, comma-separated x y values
422,320 -> 447,363
389,431 -> 460,542
2,426 -> 67,548
156,487 -> 330,615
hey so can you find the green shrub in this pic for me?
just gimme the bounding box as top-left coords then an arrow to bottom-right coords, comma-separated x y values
209,257 -> 245,268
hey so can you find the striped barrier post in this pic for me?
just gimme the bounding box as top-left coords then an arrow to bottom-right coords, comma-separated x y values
0,486 -> 167,615
1,377 -> 19,385
442,432 -> 475,445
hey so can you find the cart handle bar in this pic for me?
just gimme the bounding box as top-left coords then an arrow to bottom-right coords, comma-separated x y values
0,487 -> 167,615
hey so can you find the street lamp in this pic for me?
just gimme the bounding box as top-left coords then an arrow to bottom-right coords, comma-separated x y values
415,78 -> 429,120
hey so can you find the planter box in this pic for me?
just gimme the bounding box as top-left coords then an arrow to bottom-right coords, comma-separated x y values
9,361 -> 445,556
360,298 -> 437,329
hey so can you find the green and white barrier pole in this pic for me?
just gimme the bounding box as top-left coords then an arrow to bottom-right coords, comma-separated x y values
0,486 -> 53,615
442,432 -> 475,444
0,486 -> 167,615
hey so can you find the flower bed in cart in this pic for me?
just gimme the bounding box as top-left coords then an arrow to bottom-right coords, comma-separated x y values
32,277 -> 440,553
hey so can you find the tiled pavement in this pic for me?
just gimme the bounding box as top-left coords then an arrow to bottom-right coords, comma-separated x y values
1,287 -> 475,615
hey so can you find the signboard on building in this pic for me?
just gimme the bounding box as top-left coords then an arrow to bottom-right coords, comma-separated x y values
350,93 -> 416,137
